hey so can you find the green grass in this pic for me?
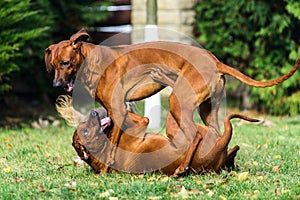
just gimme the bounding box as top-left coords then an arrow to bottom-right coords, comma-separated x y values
0,116 -> 300,199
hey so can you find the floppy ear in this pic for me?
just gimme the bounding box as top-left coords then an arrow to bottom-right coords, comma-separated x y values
45,46 -> 53,73
70,28 -> 90,49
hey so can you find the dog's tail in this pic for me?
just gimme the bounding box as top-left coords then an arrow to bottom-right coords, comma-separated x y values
55,95 -> 85,127
210,50 -> 300,87
216,113 -> 260,153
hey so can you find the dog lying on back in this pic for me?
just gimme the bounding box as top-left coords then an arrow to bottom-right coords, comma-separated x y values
71,107 -> 259,175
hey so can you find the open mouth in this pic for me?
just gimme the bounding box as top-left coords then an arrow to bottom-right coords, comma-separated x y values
100,117 -> 111,133
65,75 -> 75,92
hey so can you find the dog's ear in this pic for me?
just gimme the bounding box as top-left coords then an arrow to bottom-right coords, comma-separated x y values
45,45 -> 53,73
70,29 -> 90,49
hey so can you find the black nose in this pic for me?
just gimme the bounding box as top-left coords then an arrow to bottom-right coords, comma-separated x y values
53,81 -> 62,87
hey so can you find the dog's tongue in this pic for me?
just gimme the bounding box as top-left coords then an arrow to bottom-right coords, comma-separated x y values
100,117 -> 111,131
66,82 -> 74,92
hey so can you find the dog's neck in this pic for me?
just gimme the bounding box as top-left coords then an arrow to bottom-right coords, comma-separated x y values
80,42 -> 97,58
76,42 -> 102,98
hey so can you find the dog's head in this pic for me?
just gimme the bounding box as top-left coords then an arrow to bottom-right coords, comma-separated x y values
72,109 -> 112,162
45,29 -> 90,92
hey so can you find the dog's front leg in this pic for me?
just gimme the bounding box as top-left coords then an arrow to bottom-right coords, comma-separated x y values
102,86 -> 149,170
108,112 -> 127,166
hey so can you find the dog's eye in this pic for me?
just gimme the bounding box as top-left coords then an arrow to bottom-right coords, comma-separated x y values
61,61 -> 70,68
83,128 -> 89,136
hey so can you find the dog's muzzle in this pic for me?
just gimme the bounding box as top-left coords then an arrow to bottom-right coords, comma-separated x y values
53,80 -> 73,92
53,80 -> 62,87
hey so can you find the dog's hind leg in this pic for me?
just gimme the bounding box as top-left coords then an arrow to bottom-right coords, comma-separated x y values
151,68 -> 206,176
198,76 -> 225,138
168,73 -> 211,177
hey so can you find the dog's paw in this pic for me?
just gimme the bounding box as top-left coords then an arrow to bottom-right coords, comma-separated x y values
173,167 -> 190,178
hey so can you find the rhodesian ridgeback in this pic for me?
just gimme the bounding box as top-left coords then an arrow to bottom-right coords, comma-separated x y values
71,108 -> 259,175
45,29 -> 299,176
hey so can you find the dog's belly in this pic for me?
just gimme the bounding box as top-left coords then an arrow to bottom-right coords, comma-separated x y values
126,81 -> 164,101
121,65 -> 175,101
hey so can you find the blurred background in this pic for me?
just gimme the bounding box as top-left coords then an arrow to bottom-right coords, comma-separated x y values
1,0 -> 300,127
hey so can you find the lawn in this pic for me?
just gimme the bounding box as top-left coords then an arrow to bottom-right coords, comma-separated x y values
0,115 -> 299,199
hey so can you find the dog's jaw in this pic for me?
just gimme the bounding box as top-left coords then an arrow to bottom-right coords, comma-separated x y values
66,82 -> 74,92
65,75 -> 75,92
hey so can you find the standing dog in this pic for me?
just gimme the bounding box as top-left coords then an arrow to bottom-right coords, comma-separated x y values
45,29 -> 299,176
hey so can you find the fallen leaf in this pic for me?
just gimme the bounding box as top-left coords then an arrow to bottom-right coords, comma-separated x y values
188,188 -> 203,195
88,181 -> 98,187
281,188 -> 290,194
173,184 -> 182,189
64,183 -> 70,187
259,119 -> 275,127
147,177 -> 157,184
207,189 -> 214,197
274,180 -> 280,185
178,186 -> 189,199
253,161 -> 258,166
237,172 -> 249,182
148,196 -> 162,200
63,181 -> 76,191
73,156 -> 84,166
31,117 -> 49,129
14,177 -> 26,182
37,185 -> 46,192
44,152 -> 51,158
273,155 -> 281,159
99,189 -> 114,198
203,183 -> 212,189
5,136 -> 10,143
219,195 -> 227,200
272,166 -> 280,173
256,171 -> 267,175
257,176 -> 264,181
38,117 -> 49,128
247,191 -> 259,198
3,166 -> 12,173
52,120 -> 60,127
228,171 -> 237,177
71,181 -> 76,188
4,137 -> 12,148
159,176 -> 169,182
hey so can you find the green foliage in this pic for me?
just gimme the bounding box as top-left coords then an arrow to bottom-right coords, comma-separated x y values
46,0 -> 112,41
195,0 -> 300,115
267,91 -> 300,116
0,0 -> 49,93
0,0 -> 112,97
285,0 -> 300,20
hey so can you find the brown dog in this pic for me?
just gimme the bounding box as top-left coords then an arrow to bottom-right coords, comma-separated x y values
72,108 -> 259,175
45,29 -> 299,176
